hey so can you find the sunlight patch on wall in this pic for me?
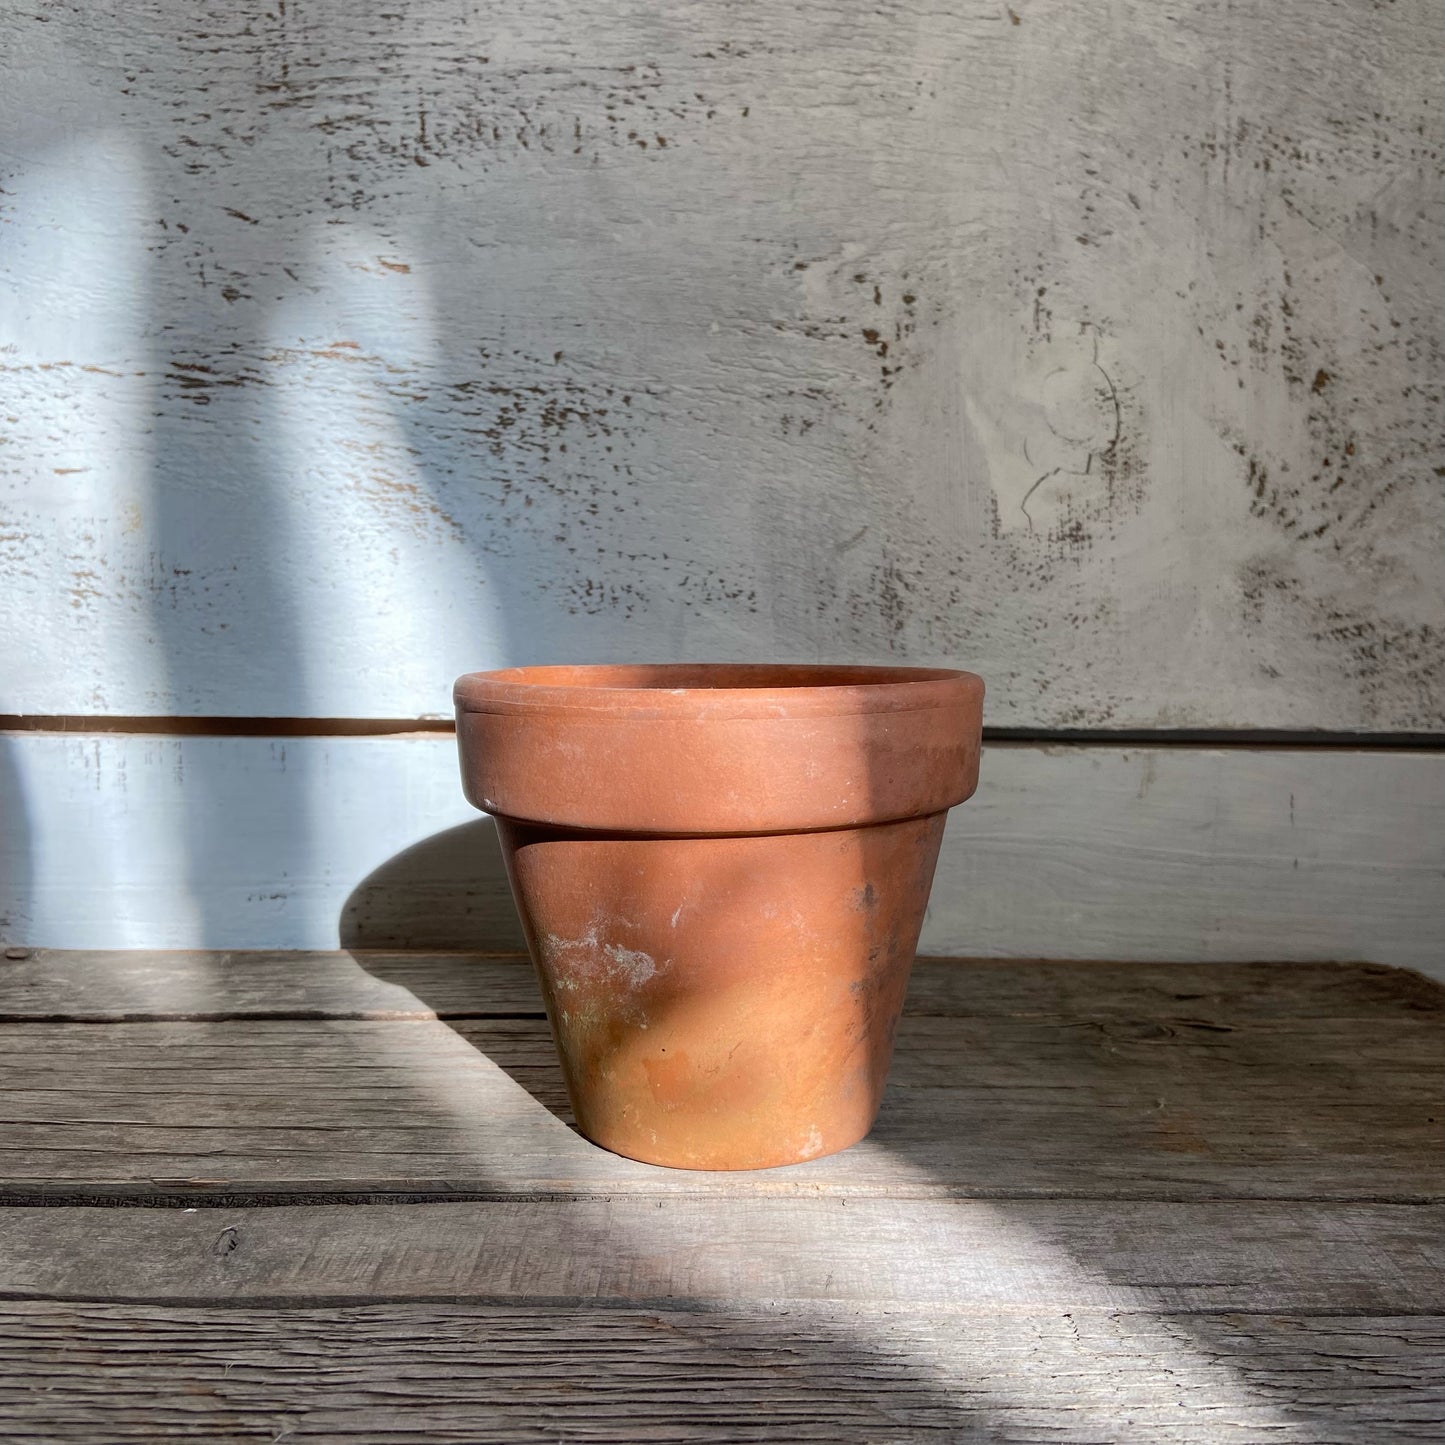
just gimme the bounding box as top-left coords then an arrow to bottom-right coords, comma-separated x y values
264,227 -> 506,718
0,132 -> 161,715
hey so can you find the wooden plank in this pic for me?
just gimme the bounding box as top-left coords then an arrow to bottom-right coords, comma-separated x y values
0,1303 -> 1438,1445
4,951 -> 1439,1024
0,950 -> 544,1022
1,1200 -> 1440,1312
0,1001 -> 1437,1202
4,735 -> 1444,978
1,3 -> 1440,730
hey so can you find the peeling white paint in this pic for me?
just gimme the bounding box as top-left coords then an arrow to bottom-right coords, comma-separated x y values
2,733 -> 1443,978
0,2 -> 1440,956
0,1 -> 1437,728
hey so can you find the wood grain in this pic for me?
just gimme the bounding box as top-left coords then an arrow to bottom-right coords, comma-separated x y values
3,949 -> 1439,1023
2,1303 -> 1440,1443
0,1 -> 1439,729
5,735 -> 1444,975
2,1199 -> 1441,1311
0,958 -> 1438,1203
0,952 -> 1438,1441
0,950 -> 546,1022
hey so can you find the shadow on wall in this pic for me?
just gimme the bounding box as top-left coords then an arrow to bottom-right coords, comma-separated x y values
0,735 -> 34,945
340,816 -> 525,951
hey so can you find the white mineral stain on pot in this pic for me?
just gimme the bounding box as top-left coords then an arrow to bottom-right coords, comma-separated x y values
542,922 -> 667,989
603,942 -> 658,986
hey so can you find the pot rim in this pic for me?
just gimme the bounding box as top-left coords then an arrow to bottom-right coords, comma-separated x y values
455,663 -> 982,720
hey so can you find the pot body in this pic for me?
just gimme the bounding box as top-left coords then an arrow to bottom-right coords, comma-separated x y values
455,664 -> 984,1170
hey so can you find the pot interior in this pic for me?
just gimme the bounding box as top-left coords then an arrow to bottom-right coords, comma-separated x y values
468,663 -> 964,692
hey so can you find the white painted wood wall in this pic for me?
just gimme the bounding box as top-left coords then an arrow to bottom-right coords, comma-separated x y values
1,2 -> 1441,971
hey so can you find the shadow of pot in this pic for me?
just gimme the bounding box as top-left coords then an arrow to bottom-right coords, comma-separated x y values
339,817 -> 526,952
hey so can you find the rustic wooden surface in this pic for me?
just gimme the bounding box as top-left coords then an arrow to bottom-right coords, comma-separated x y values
0,953 -> 1440,1203
1,1 -> 1441,730
3,1304 -> 1440,1444
5,947 -> 1439,1022
0,953 -> 1441,1441
5,736 -> 1445,977
5,1199 -> 1443,1313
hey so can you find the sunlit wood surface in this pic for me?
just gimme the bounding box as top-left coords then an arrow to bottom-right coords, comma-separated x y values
1,952 -> 1441,1441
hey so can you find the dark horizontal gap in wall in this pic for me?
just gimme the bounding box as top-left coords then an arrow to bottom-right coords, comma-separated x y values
0,716 -> 456,736
985,727 -> 1445,750
2,715 -> 1443,750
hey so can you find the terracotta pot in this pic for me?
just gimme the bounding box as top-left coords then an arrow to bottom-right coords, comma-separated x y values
454,664 -> 984,1170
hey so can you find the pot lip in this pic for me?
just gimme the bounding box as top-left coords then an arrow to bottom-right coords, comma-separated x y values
455,663 -> 983,720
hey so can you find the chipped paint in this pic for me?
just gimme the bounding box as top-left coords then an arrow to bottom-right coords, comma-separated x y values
0,0 -> 1439,728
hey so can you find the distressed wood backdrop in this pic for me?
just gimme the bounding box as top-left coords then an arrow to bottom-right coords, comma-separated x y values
1,1 -> 1442,961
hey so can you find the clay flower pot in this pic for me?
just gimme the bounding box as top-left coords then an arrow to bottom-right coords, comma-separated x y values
454,664 -> 984,1170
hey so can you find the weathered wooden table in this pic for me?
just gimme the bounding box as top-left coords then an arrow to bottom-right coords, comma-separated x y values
0,951 -> 1441,1442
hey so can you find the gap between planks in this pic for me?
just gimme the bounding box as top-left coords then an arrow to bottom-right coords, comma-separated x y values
9,716 -> 1445,749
